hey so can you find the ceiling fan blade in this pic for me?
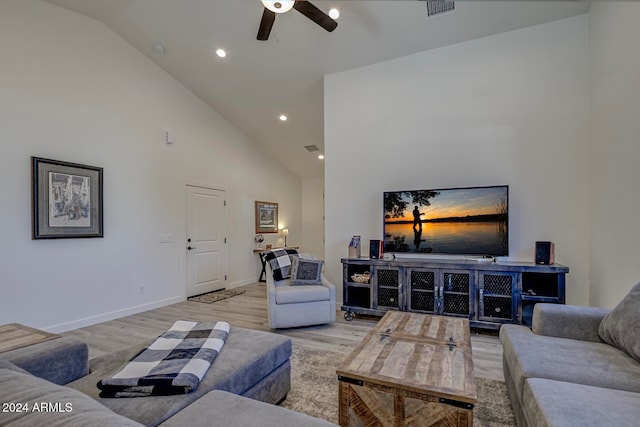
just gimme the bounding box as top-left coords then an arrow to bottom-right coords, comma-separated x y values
293,1 -> 337,32
257,8 -> 276,41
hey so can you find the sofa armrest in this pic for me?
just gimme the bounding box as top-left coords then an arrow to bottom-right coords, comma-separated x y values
1,336 -> 89,384
321,275 -> 337,322
321,275 -> 336,294
532,303 -> 610,342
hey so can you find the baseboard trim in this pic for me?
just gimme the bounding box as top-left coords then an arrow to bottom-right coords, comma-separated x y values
44,295 -> 185,333
228,278 -> 258,288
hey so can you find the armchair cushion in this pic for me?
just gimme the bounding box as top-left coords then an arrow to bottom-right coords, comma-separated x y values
263,249 -> 298,281
275,285 -> 331,304
291,257 -> 323,286
598,281 -> 640,362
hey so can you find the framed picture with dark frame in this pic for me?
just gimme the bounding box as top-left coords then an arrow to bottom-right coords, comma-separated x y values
255,200 -> 278,234
31,157 -> 103,239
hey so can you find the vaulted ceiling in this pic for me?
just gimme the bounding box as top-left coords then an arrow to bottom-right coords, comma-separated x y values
44,0 -> 589,178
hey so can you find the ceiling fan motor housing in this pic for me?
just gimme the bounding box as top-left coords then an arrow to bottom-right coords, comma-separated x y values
257,0 -> 337,41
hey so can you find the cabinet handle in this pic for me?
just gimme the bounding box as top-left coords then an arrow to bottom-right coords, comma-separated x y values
479,289 -> 484,300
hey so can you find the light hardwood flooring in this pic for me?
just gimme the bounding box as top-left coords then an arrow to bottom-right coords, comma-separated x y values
62,282 -> 505,381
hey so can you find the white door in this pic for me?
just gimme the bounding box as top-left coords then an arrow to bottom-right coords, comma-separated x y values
186,185 -> 227,297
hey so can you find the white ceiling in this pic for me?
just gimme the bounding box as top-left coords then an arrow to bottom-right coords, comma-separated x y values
43,0 -> 589,179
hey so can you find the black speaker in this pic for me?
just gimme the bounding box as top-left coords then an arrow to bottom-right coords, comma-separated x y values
369,239 -> 383,259
535,241 -> 555,265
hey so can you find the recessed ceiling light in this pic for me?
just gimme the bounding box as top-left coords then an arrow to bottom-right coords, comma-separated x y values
279,115 -> 287,121
318,154 -> 325,160
329,8 -> 339,20
215,49 -> 226,58
152,43 -> 166,54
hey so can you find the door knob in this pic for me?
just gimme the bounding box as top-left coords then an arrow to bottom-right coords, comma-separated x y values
187,246 -> 197,251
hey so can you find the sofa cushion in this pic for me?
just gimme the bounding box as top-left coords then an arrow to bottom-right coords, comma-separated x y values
67,326 -> 291,426
275,284 -> 331,304
598,281 -> 640,362
160,390 -> 337,427
0,361 -> 143,427
522,378 -> 640,427
500,324 -> 640,403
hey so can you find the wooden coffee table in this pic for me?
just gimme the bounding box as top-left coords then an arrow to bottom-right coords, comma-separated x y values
336,311 -> 477,426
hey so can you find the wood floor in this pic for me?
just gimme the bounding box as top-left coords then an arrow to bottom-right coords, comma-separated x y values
62,282 -> 505,381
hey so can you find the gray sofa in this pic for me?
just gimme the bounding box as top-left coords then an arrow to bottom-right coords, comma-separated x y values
500,303 -> 640,427
0,326 -> 336,427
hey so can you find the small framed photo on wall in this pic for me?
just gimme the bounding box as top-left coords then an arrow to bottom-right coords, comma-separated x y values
255,201 -> 278,234
31,157 -> 104,239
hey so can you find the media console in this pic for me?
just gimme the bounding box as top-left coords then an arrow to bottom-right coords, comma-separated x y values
341,257 -> 569,329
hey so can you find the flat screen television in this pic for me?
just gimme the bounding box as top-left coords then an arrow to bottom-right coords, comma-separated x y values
383,185 -> 508,256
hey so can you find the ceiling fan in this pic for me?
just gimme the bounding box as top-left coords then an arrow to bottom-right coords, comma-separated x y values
257,1 -> 338,41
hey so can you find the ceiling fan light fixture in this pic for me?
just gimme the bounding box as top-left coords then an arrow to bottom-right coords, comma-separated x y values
261,0 -> 295,14
328,8 -> 339,20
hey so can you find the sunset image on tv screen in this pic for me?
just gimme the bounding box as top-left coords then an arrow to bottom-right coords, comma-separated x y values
383,186 -> 508,256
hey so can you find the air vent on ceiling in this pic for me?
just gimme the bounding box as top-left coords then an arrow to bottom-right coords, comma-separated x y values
421,0 -> 455,17
304,144 -> 320,152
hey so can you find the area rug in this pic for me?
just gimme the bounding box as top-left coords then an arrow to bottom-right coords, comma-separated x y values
187,289 -> 245,304
281,345 -> 516,426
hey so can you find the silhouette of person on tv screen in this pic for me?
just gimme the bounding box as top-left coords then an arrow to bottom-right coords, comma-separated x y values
412,206 -> 424,232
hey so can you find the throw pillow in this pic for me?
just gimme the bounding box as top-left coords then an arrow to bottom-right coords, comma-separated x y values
291,257 -> 324,286
598,281 -> 640,362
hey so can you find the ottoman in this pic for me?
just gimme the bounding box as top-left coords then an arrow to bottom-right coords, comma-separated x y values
67,326 -> 292,426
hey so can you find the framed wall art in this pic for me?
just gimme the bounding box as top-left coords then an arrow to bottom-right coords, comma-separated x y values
31,157 -> 103,239
255,200 -> 278,234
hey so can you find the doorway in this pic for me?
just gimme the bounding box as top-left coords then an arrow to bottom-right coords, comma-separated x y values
186,185 -> 227,297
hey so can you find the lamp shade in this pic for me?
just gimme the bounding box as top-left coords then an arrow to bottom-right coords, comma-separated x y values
282,228 -> 289,236
261,1 -> 295,14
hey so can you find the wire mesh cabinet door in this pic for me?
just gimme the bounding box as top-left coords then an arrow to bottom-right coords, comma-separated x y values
406,268 -> 439,314
477,271 -> 518,324
440,270 -> 475,319
373,267 -> 402,310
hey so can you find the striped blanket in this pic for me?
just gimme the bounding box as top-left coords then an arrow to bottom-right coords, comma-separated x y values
97,320 -> 230,398
263,248 -> 299,281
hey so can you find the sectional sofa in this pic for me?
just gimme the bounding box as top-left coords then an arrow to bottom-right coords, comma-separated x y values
500,292 -> 640,427
0,326 -> 336,426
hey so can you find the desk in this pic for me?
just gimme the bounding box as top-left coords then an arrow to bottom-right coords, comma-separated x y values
0,323 -> 60,353
253,247 -> 300,282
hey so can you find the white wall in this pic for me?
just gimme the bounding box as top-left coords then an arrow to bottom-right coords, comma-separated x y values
301,177 -> 325,259
325,15 -> 591,305
588,3 -> 640,307
0,0 -> 301,332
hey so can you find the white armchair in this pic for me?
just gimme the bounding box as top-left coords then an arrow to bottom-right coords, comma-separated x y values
265,255 -> 336,329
